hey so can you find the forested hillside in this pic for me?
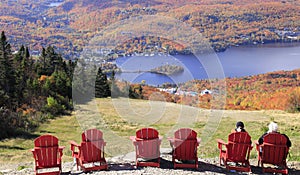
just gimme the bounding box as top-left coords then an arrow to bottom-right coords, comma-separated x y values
174,70 -> 300,111
106,69 -> 300,112
0,31 -> 74,139
0,31 -> 143,139
0,0 -> 299,58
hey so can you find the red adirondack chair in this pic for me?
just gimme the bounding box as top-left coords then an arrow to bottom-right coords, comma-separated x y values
168,128 -> 200,169
217,132 -> 253,172
31,134 -> 65,175
130,128 -> 162,167
70,129 -> 108,172
255,133 -> 289,175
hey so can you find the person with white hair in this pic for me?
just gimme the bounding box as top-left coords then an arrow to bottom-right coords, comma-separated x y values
258,122 -> 291,147
268,122 -> 278,133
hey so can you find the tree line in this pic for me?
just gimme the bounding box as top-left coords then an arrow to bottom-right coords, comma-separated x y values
0,31 -> 144,139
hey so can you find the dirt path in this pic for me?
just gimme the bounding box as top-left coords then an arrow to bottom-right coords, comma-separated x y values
1,148 -> 300,175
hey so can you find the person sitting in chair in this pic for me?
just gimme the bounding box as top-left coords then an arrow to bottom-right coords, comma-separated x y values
258,122 -> 291,147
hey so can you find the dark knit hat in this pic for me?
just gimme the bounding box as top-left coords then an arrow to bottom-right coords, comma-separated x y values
236,121 -> 244,128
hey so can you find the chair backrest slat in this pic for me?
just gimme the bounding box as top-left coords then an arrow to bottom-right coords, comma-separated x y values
174,128 -> 197,140
135,128 -> 160,159
262,133 -> 288,165
227,132 -> 251,162
173,128 -> 198,160
82,128 -> 103,141
174,139 -> 197,160
136,128 -> 158,139
34,135 -> 59,168
81,129 -> 105,162
136,139 -> 160,159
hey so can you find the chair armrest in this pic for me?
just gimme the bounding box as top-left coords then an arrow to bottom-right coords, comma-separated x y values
255,140 -> 260,151
158,136 -> 163,145
70,140 -> 80,148
217,139 -> 226,145
217,139 -> 227,150
58,146 -> 65,157
129,136 -> 137,141
70,140 -> 80,158
167,138 -> 175,149
31,149 -> 37,159
249,144 -> 253,150
130,136 -> 139,146
167,137 -> 178,144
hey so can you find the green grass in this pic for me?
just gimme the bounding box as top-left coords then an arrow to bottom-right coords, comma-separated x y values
17,165 -> 28,171
0,114 -> 82,163
1,98 -> 300,164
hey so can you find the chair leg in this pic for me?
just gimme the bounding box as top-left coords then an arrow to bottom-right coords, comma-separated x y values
220,157 -> 225,166
158,157 -> 160,168
77,158 -> 82,171
173,157 -> 176,169
261,162 -> 265,173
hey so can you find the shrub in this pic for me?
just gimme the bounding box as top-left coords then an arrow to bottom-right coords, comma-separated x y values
0,107 -> 30,139
286,89 -> 300,113
42,96 -> 66,116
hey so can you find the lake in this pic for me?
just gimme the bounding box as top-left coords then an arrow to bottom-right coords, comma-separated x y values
115,43 -> 300,85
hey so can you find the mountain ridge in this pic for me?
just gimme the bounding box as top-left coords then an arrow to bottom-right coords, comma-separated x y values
0,0 -> 299,58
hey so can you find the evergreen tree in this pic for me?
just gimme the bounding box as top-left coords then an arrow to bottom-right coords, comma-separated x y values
14,46 -> 34,103
72,59 -> 95,103
52,70 -> 72,99
109,70 -> 122,98
95,67 -> 110,98
36,46 -> 66,76
111,69 -> 116,82
66,59 -> 76,79
0,31 -> 16,109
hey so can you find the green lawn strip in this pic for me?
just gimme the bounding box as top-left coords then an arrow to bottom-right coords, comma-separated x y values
0,98 -> 299,164
0,114 -> 81,163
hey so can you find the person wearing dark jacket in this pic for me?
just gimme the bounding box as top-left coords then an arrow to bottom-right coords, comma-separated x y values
258,122 -> 291,147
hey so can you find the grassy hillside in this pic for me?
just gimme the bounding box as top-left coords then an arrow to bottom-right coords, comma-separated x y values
0,98 -> 299,164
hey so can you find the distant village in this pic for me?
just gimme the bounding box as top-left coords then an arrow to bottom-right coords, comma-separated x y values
158,87 -> 213,97
2,0 -> 300,61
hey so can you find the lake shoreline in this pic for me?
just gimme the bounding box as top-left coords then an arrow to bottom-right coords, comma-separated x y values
115,42 -> 300,85
172,40 -> 300,55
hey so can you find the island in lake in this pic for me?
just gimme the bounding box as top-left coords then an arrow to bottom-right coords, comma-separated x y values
150,65 -> 184,75
119,64 -> 184,75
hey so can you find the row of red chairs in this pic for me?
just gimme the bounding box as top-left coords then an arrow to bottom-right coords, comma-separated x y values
31,128 -> 289,175
129,128 -> 201,169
